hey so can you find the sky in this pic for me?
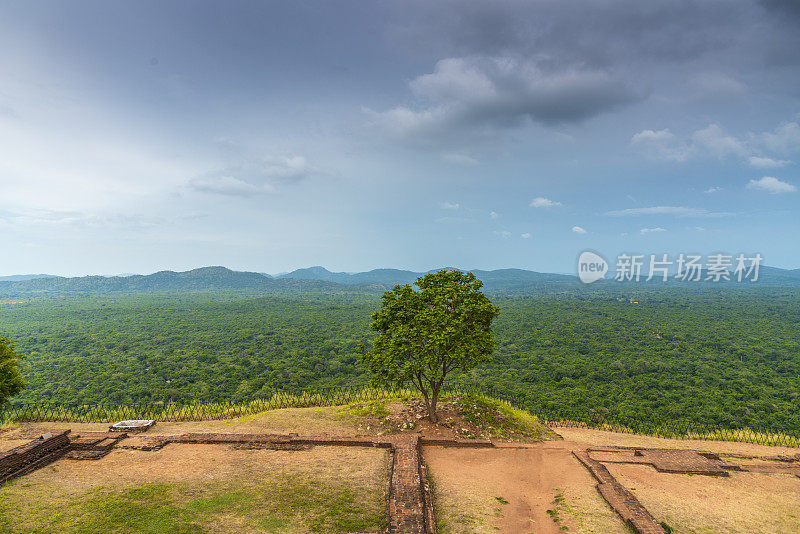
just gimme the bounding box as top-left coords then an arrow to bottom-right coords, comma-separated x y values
0,0 -> 798,277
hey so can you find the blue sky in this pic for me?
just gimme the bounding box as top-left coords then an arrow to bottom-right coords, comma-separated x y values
0,0 -> 798,276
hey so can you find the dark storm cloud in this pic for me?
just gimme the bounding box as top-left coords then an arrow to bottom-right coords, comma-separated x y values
373,0 -> 799,142
389,0 -> 757,67
366,56 -> 649,141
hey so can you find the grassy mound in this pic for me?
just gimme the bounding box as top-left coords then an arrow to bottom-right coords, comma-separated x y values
450,394 -> 556,441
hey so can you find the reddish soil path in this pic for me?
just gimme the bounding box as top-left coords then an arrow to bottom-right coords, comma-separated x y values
424,444 -> 629,533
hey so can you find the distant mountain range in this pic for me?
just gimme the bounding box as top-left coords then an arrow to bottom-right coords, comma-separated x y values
274,265 -> 800,289
0,274 -> 58,282
272,266 -> 577,289
0,264 -> 798,297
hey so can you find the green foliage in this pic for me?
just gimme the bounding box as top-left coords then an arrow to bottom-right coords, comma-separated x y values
0,337 -> 25,405
478,288 -> 800,432
1,292 -> 376,406
360,270 -> 500,421
0,286 -> 799,433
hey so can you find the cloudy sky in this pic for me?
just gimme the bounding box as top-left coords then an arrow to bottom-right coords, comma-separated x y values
1,0 -> 798,276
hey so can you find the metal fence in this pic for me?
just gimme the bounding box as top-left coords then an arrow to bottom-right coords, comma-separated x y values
3,384 -> 799,448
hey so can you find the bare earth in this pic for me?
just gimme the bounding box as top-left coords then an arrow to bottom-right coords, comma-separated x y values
556,426 -> 800,457
3,409 -> 800,533
424,445 -> 628,534
607,463 -> 800,533
34,443 -> 388,488
1,405 -> 366,438
1,443 -> 389,533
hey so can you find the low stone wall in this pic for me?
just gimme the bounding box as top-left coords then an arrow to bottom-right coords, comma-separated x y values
573,450 -> 666,534
0,430 -> 71,483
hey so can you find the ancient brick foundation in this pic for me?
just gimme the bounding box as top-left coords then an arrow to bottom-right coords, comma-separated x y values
574,450 -> 667,534
0,430 -> 71,483
5,426 -> 797,533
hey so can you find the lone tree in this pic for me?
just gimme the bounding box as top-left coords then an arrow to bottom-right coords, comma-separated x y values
360,269 -> 499,422
0,338 -> 25,406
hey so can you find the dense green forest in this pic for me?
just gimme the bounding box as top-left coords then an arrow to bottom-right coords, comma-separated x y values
0,288 -> 798,432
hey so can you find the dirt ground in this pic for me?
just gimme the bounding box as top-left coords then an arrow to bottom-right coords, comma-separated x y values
0,443 -> 390,533
25,443 -> 388,489
424,445 -> 629,534
555,426 -> 800,457
4,406 -> 800,533
0,438 -> 35,451
606,462 -> 800,533
1,405 -> 367,439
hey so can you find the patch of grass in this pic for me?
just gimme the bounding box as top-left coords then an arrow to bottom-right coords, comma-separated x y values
338,399 -> 395,433
339,399 -> 390,419
494,496 -> 509,504
451,394 -> 554,440
0,471 -> 387,533
545,490 -> 568,530
71,483 -> 202,534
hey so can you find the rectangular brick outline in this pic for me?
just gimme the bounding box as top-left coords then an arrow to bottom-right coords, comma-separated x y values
6,430 -> 694,534
118,432 -> 443,534
577,446 -> 800,532
587,445 -> 800,478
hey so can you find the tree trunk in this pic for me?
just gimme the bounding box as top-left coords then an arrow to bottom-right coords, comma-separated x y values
427,382 -> 441,423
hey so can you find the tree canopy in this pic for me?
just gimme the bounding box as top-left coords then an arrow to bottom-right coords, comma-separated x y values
1,288 -> 799,433
0,337 -> 26,405
360,270 -> 500,421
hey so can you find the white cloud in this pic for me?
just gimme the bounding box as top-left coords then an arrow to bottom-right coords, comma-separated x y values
760,122 -> 800,154
442,152 -> 478,165
630,128 -> 690,162
690,124 -> 747,159
633,121 -> 800,165
494,230 -> 511,239
605,206 -> 733,218
521,232 -> 531,239
704,186 -> 722,193
490,211 -> 500,219
746,176 -> 797,194
749,156 -> 791,168
640,227 -> 667,234
261,156 -> 315,181
530,197 -> 562,208
189,154 -> 319,197
572,226 -> 587,234
441,201 -> 460,209
190,176 -> 275,196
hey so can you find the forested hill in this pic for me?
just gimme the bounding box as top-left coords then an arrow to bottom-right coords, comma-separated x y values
0,266 -> 581,296
1,265 -> 799,297
0,267 -> 344,296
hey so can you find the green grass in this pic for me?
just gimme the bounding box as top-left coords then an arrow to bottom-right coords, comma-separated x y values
0,472 -> 387,533
451,394 -> 555,440
337,399 -> 390,419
